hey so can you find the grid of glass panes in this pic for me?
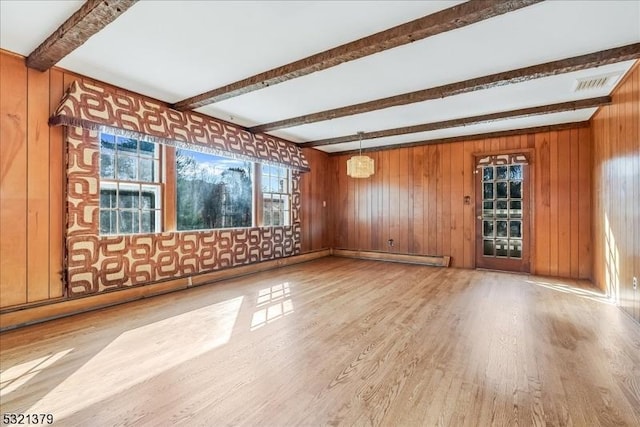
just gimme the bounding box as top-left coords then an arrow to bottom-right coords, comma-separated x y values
99,133 -> 161,235
481,164 -> 523,258
262,164 -> 291,226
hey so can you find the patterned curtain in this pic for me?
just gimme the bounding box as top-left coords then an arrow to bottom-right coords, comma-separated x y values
50,80 -> 310,172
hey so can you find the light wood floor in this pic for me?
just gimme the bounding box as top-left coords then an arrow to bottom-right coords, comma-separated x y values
1,257 -> 639,426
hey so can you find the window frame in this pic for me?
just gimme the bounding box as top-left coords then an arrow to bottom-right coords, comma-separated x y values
98,132 -> 163,236
173,147 -> 256,232
259,164 -> 292,227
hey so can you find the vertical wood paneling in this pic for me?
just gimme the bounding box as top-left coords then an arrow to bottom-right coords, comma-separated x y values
569,129 -> 580,278
634,62 -> 640,322
577,127 -> 591,279
1,53 -> 28,307
462,141 -> 474,267
389,149 -> 400,252
557,130 -> 572,278
549,131 -> 559,276
328,126 -> 592,277
398,148 -> 409,254
592,61 -> 639,323
441,144 -> 451,259
300,148 -> 329,253
427,145 -> 438,255
26,67 -> 51,302
370,151 -> 380,251
381,150 -> 390,250
450,143 -> 464,268
48,68 -> 64,299
534,132 -> 550,276
411,147 -> 424,254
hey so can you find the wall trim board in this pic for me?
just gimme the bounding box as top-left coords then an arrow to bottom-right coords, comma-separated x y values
0,249 -> 330,332
331,248 -> 450,267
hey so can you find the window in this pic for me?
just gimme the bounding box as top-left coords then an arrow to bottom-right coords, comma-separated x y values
99,133 -> 161,235
176,149 -> 253,230
261,164 -> 291,226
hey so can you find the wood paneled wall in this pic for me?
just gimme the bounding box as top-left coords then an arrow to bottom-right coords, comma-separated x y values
328,128 -> 592,278
1,51 -> 66,308
300,148 -> 330,252
0,50 -> 328,310
591,61 -> 639,323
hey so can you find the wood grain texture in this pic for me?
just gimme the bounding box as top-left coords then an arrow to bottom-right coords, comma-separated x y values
253,44 -> 639,133
1,53 -> 28,307
591,61 -> 640,323
329,127 -> 591,277
175,0 -> 542,111
26,0 -> 137,71
26,67 -> 51,302
48,68 -> 64,299
1,257 -> 638,425
300,148 -> 330,252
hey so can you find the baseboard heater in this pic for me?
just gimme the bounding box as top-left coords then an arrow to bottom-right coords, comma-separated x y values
331,249 -> 450,267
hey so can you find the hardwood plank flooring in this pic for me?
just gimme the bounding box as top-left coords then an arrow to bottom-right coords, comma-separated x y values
1,257 -> 639,426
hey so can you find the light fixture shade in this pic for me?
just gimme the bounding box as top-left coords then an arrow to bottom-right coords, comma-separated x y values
347,155 -> 375,178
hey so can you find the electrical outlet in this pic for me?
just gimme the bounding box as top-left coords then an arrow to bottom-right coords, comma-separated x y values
388,239 -> 394,247
633,277 -> 638,290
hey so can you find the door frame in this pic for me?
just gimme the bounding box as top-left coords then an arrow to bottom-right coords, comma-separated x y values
472,148 -> 535,273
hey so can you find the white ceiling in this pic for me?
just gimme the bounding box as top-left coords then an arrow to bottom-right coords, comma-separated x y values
1,0 -> 639,153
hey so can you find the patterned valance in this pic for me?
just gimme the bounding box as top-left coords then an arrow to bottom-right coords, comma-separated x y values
50,80 -> 310,172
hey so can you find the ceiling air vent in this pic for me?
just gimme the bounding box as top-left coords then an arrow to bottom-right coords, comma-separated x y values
573,72 -> 622,92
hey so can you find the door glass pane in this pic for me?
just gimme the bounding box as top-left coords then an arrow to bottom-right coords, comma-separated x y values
483,201 -> 493,217
496,220 -> 508,237
496,166 -> 508,180
510,181 -> 522,198
509,200 -> 522,218
510,240 -> 522,258
483,221 -> 494,237
509,165 -> 523,180
483,183 -> 493,199
510,221 -> 522,238
483,167 -> 493,181
496,201 -> 508,218
484,240 -> 495,256
496,182 -> 508,199
496,240 -> 508,257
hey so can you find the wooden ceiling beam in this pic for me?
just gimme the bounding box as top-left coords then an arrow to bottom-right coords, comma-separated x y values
252,43 -> 639,133
328,121 -> 590,156
26,0 -> 138,71
301,96 -> 610,148
173,0 -> 542,111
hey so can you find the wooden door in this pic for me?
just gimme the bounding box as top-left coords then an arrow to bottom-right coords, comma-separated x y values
475,153 -> 531,272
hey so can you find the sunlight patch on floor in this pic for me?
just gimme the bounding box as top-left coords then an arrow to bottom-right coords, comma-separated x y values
525,279 -> 614,305
23,296 -> 243,419
0,349 -> 73,397
251,282 -> 294,330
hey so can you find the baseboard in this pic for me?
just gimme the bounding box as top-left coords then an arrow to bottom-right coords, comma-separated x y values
0,249 -> 330,332
331,249 -> 450,267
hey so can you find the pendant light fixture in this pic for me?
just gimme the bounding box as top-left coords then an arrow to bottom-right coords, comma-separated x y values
346,132 -> 374,178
